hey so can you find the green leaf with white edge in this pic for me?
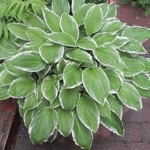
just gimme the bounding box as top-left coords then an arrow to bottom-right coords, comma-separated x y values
77,95 -> 100,132
26,14 -> 47,31
77,37 -> 97,50
26,27 -> 47,44
111,36 -> 129,48
93,33 -> 117,47
118,82 -> 142,111
72,0 -> 85,14
37,98 -> 50,111
105,3 -> 117,19
41,76 -> 59,103
66,48 -> 92,62
50,97 -> 60,109
59,86 -> 79,110
120,40 -> 147,54
102,20 -> 125,34
122,26 -> 150,43
0,64 -> 4,73
39,44 -> 64,64
42,7 -> 60,32
57,108 -> 74,137
104,69 -> 123,93
56,58 -> 67,74
101,111 -> 124,136
136,86 -> 150,98
121,57 -> 145,77
8,76 -> 35,98
9,51 -> 46,72
84,5 -> 103,36
48,32 -> 76,47
23,93 -> 40,110
93,46 -> 123,70
73,3 -> 95,26
29,108 -> 58,145
107,94 -> 122,119
63,63 -> 82,89
72,112 -> 93,150
100,3 -> 109,18
135,56 -> 150,73
52,0 -> 70,16
0,85 -> 10,100
60,13 -> 79,41
0,69 -> 16,85
36,80 -> 43,100
7,23 -> 28,40
4,60 -> 30,77
37,66 -> 50,79
82,67 -> 110,105
96,101 -> 111,119
23,109 -> 36,128
132,73 -> 150,90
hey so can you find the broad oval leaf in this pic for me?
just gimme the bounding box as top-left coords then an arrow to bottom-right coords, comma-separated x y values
93,46 -> 123,70
42,7 -> 60,32
107,94 -> 122,119
104,69 -> 123,93
26,27 -> 47,44
59,86 -> 79,110
52,0 -> 70,16
26,14 -> 47,31
84,5 -> 103,36
136,86 -> 150,98
77,37 -> 97,50
8,76 -> 35,98
93,33 -> 117,47
105,3 -> 117,19
9,51 -> 46,72
48,32 -> 76,47
72,112 -> 93,150
121,57 -> 145,77
63,63 -> 82,89
7,23 -> 28,40
41,76 -> 58,103
96,101 -> 111,119
100,3 -> 109,18
39,44 -> 64,64
132,73 -> 150,90
73,3 -> 95,26
112,36 -> 129,48
0,69 -> 16,85
117,82 -> 142,111
102,20 -> 125,34
57,108 -> 74,137
72,0 -> 85,14
66,48 -> 92,62
101,111 -> 124,136
29,108 -> 58,144
77,95 -> 100,132
60,13 -> 79,41
0,85 -> 10,100
82,67 -> 110,105
23,93 -> 40,110
120,40 -> 147,54
122,26 -> 150,43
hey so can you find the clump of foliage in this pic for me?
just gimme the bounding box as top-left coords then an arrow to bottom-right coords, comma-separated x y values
85,0 -> 108,3
122,0 -> 150,16
0,0 -> 150,149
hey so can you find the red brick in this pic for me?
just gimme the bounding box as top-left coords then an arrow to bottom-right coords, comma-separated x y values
142,123 -> 150,142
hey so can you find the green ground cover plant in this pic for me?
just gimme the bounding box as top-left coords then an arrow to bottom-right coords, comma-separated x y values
122,0 -> 150,16
0,0 -> 150,149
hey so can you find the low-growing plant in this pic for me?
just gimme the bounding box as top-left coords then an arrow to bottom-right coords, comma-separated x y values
0,0 -> 150,149
121,0 -> 150,16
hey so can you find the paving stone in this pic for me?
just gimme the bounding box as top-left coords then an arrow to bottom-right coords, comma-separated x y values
126,142 -> 150,150
91,141 -> 126,150
142,123 -> 150,142
125,104 -> 150,123
114,123 -> 143,142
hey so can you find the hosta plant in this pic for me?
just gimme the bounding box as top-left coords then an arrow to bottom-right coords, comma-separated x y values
0,0 -> 150,149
